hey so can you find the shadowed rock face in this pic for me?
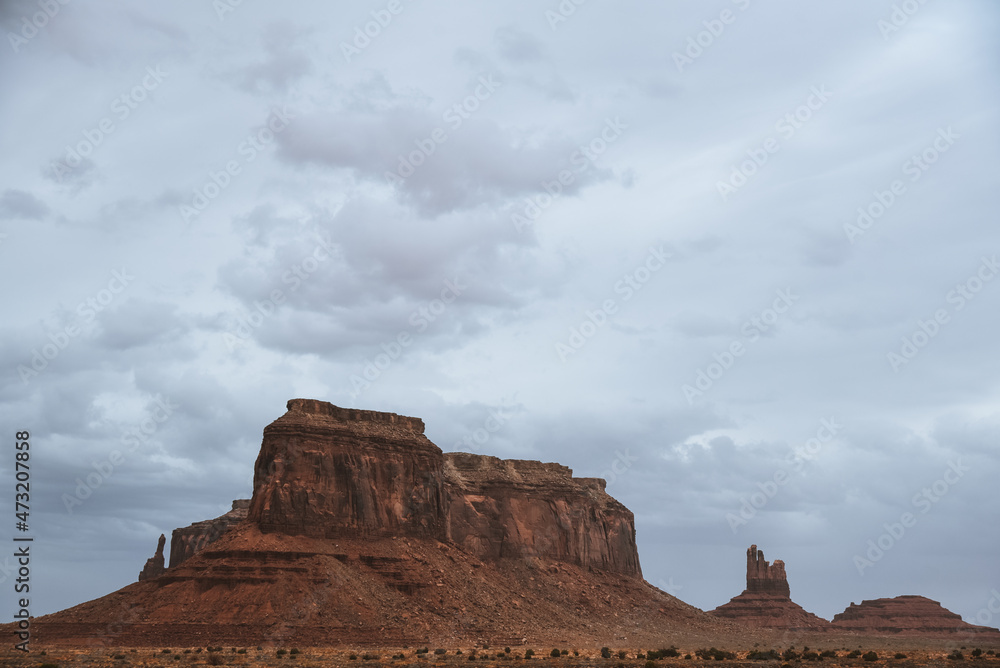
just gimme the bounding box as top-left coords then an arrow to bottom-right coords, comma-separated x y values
168,499 -> 249,568
137,534 -> 166,581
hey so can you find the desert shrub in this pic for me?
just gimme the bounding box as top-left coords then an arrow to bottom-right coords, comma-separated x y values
781,649 -> 799,661
618,650 -> 628,660
561,650 -> 569,656
645,661 -> 656,668
183,649 -> 191,654
847,650 -> 862,658
894,653 -> 907,659
696,648 -> 734,661
362,653 -> 379,661
820,651 -> 837,658
601,647 -> 612,659
277,649 -> 288,656
207,654 -> 225,666
525,649 -> 535,659
435,649 -> 447,655
747,650 -> 780,661
237,649 -> 247,654
862,651 -> 879,661
551,649 -> 561,657
949,650 -> 965,661
161,649 -> 171,653
349,654 -> 357,660
972,649 -> 983,657
416,648 -> 429,655
801,651 -> 820,661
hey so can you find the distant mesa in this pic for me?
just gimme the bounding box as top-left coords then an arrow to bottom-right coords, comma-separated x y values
831,595 -> 1000,637
136,533 -> 166,581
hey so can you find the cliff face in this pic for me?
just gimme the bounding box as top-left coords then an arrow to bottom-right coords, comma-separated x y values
247,399 -> 448,539
444,453 -> 641,576
137,534 -> 166,581
168,499 -> 250,568
832,596 -> 1000,637
244,399 -> 640,576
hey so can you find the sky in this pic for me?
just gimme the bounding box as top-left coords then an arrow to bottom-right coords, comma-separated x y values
1,0 -> 998,627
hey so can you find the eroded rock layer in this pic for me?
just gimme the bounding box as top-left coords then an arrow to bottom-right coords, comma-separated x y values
832,596 -> 1000,637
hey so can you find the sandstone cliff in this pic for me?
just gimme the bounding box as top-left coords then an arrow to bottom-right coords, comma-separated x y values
248,399 -> 448,539
444,453 -> 640,576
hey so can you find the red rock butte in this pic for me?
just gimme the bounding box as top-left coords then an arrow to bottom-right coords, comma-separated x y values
22,399 -> 714,647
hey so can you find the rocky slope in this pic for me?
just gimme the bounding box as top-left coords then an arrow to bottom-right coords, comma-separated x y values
832,596 -> 1000,637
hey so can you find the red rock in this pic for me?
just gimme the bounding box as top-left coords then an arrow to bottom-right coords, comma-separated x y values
168,499 -> 249,568
22,399 -> 695,647
137,534 -> 166,581
444,453 -> 641,576
832,595 -> 1000,637
710,545 -> 830,631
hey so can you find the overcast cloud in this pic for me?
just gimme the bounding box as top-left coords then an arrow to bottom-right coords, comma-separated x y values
1,0 -> 998,626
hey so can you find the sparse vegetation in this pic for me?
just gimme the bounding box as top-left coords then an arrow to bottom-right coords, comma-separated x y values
821,650 -> 838,658
601,647 -> 612,659
550,649 -> 561,657
747,650 -> 780,661
895,652 -> 908,659
436,649 -> 448,655
696,647 -> 735,661
862,651 -> 879,661
950,650 -> 966,661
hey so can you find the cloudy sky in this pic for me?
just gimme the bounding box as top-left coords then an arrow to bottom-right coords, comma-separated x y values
2,0 -> 998,627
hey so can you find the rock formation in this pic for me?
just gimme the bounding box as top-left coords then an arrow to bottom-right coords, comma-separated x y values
26,399 -> 697,647
444,453 -> 641,575
832,596 -> 1000,637
169,499 -> 250,568
746,545 -> 789,597
711,544 -> 830,631
137,534 -> 166,581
